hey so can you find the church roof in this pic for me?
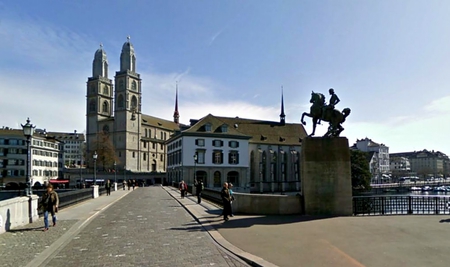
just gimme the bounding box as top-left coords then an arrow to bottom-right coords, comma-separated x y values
141,114 -> 180,131
183,114 -> 307,145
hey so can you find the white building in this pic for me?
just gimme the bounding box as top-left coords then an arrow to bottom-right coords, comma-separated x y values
353,137 -> 390,183
167,105 -> 307,193
0,127 -> 63,188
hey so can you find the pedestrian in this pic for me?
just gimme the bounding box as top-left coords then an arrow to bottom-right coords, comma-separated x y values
179,180 -> 187,198
228,183 -> 235,217
132,179 -> 136,190
221,182 -> 232,221
128,179 -> 131,190
122,180 -> 126,190
195,180 -> 204,204
38,184 -> 59,231
105,179 -> 111,195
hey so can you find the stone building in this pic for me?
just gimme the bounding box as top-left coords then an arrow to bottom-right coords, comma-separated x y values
390,150 -> 449,178
167,95 -> 308,193
86,39 -> 180,181
352,138 -> 390,183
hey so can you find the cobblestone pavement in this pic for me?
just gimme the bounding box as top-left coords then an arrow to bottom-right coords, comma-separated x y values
45,187 -> 249,267
0,219 -> 77,267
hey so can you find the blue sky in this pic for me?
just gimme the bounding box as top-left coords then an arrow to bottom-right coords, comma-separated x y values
1,0 -> 450,154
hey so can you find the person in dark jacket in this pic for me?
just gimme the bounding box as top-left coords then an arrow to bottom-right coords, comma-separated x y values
179,180 -> 187,198
105,179 -> 111,195
195,180 -> 204,204
38,184 -> 59,231
220,182 -> 232,221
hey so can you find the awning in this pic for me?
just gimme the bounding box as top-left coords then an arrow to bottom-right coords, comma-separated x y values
49,179 -> 70,184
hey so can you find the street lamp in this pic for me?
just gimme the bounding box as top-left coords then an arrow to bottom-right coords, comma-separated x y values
124,165 -> 126,183
114,161 -> 117,184
93,151 -> 98,185
193,153 -> 198,183
21,118 -> 35,196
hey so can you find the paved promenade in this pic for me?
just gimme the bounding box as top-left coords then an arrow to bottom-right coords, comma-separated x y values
3,186 -> 450,267
0,187 -> 248,267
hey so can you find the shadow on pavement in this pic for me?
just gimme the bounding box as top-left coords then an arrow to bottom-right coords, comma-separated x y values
7,226 -> 44,232
169,226 -> 206,232
439,218 -> 450,223
204,214 -> 339,229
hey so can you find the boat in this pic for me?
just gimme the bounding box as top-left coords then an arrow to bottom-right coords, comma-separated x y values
422,186 -> 433,191
409,186 -> 422,191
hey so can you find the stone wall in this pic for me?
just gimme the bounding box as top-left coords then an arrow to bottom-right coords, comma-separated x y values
0,195 -> 39,234
232,192 -> 302,215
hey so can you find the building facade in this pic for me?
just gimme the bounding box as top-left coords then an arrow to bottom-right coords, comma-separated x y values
167,100 -> 308,193
352,138 -> 390,183
0,128 -> 63,188
86,39 -> 180,178
390,150 -> 449,178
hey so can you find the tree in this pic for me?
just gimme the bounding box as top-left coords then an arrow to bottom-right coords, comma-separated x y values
91,131 -> 118,171
350,150 -> 372,190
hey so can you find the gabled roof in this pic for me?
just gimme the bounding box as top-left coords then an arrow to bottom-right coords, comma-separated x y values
183,114 -> 307,145
141,114 -> 181,131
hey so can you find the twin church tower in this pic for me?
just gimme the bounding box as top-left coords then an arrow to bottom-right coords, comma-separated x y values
86,38 -> 180,173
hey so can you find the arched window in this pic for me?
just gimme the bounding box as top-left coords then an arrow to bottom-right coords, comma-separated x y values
131,95 -> 137,109
119,80 -> 124,90
131,80 -> 137,91
103,85 -> 109,95
118,94 -> 124,108
214,171 -> 221,187
102,101 -> 108,113
89,100 -> 96,112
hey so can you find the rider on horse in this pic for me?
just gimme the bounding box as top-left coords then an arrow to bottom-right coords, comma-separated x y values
319,88 -> 340,124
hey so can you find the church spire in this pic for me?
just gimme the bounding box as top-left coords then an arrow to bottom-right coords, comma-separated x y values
173,82 -> 180,124
280,86 -> 285,125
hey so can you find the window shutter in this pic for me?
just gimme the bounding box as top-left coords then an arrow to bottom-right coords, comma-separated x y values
195,139 -> 198,145
220,152 -> 223,164
212,152 -> 215,163
228,153 -> 232,164
236,142 -> 239,148
220,140 -> 224,146
237,153 -> 239,164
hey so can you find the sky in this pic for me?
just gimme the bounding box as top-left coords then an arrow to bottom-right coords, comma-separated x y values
1,0 -> 450,154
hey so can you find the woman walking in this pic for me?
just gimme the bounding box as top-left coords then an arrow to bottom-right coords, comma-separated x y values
221,182 -> 232,221
38,184 -> 59,232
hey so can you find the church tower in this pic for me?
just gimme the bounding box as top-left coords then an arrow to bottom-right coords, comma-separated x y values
173,82 -> 180,124
114,37 -> 142,171
86,44 -> 113,161
280,87 -> 286,126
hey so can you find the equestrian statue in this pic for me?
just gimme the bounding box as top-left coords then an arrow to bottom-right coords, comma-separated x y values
301,88 -> 351,137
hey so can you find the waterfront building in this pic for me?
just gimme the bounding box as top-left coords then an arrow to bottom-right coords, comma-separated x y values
0,127 -> 63,188
351,138 -> 390,183
390,150 -> 449,179
167,94 -> 307,193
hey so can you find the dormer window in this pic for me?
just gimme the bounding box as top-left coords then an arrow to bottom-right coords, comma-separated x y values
205,123 -> 212,132
221,124 -> 228,133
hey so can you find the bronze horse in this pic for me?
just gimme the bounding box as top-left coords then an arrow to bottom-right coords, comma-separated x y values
301,91 -> 351,137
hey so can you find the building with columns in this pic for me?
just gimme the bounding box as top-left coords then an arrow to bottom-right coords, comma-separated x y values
86,38 -> 180,181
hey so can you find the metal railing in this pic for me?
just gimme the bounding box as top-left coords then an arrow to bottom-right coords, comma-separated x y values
353,195 -> 450,216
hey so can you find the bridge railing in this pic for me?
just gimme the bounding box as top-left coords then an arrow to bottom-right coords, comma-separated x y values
353,195 -> 450,216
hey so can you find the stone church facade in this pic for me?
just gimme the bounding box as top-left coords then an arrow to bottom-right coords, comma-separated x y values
86,38 -> 180,176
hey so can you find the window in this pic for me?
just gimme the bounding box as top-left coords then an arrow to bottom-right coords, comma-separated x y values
103,125 -> 109,133
152,142 -> 156,149
221,124 -> 228,133
133,152 -> 135,158
102,101 -> 109,113
143,153 -> 146,161
119,80 -> 124,90
9,148 -> 17,154
195,139 -> 205,146
131,80 -> 137,91
229,141 -> 239,148
131,95 -> 137,109
212,150 -> 223,164
214,171 -> 221,187
143,141 -> 147,148
196,150 -> 205,164
103,85 -> 109,95
205,123 -> 212,132
89,100 -> 96,112
229,151 -> 239,164
213,140 -> 223,147
91,86 -> 95,93
118,94 -> 124,108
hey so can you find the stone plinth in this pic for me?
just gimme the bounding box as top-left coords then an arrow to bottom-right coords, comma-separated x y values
301,137 -> 352,216
92,185 -> 99,198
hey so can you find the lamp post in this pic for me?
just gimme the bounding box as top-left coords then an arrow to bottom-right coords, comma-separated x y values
124,165 -> 126,183
193,153 -> 198,184
93,151 -> 98,185
21,118 -> 35,196
114,161 -> 117,184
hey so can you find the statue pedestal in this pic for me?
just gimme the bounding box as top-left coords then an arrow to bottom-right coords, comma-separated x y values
301,137 -> 352,216
91,185 -> 99,199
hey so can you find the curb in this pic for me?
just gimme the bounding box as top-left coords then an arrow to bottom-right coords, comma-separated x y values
162,186 -> 279,267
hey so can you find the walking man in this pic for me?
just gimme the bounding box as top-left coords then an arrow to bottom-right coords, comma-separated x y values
105,179 -> 111,195
38,184 -> 59,231
221,182 -> 232,221
195,180 -> 204,204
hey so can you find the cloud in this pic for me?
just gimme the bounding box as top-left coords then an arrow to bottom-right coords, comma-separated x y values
424,95 -> 450,113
